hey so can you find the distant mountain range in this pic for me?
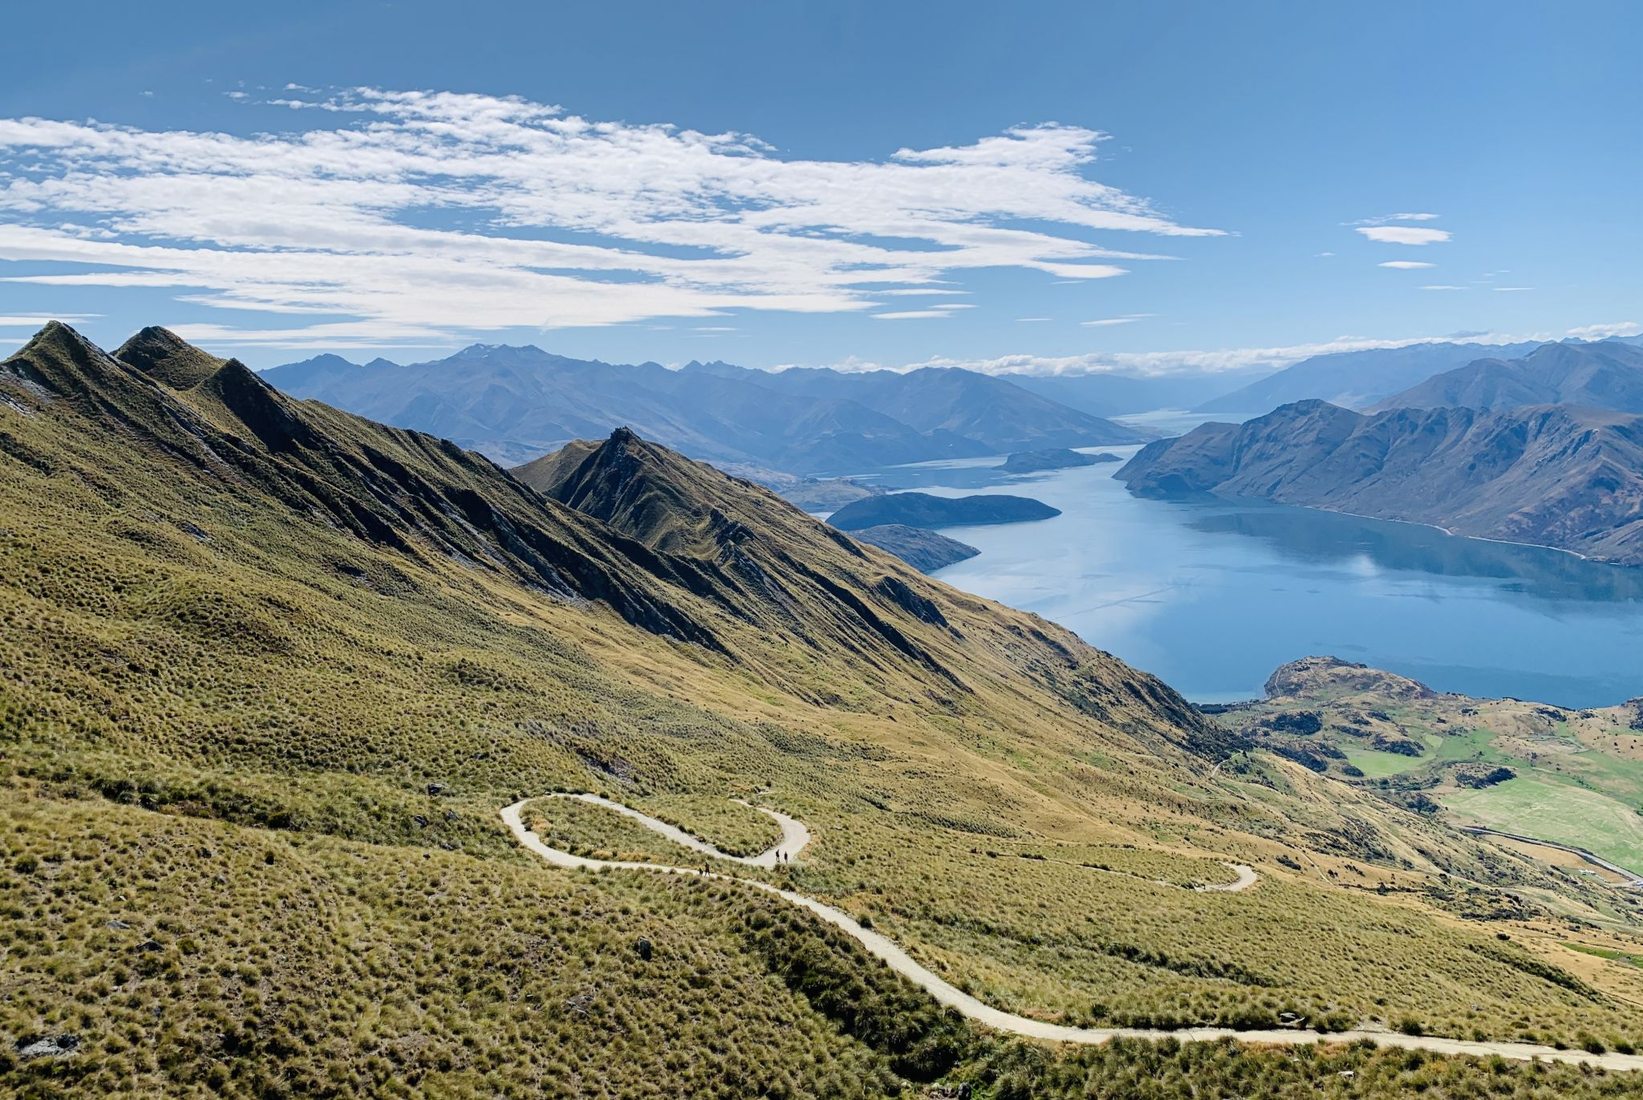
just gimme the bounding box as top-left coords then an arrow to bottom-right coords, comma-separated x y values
1195,341 -> 1546,414
1117,399 -> 1643,564
995,369 -> 1268,417
1374,339 -> 1643,413
263,346 -> 1143,473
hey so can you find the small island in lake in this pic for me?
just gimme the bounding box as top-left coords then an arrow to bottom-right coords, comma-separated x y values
827,491 -> 1061,531
849,524 -> 981,572
1001,447 -> 1121,474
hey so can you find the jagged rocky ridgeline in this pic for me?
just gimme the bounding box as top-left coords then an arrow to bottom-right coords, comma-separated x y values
1,322 -> 1237,757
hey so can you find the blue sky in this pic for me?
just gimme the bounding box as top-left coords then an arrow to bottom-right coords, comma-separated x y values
1,1 -> 1639,374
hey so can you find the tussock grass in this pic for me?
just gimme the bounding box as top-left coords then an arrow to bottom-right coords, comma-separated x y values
8,327 -> 1643,1095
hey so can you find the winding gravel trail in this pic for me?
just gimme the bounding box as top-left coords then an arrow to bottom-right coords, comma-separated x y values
501,795 -> 1643,1072
1197,862 -> 1258,892
539,792 -> 809,868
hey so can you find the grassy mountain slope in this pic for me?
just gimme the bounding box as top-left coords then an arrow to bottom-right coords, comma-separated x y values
8,326 -> 1643,1094
1376,340 -> 1643,414
1118,399 -> 1643,564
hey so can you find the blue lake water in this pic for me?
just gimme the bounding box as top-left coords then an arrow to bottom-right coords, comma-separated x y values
851,447 -> 1643,708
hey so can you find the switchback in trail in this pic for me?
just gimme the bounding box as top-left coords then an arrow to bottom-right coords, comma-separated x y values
501,794 -> 1643,1072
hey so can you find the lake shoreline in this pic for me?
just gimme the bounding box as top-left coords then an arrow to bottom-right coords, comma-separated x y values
856,450 -> 1643,711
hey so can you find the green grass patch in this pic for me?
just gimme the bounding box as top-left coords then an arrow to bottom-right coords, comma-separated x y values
1443,772 -> 1643,873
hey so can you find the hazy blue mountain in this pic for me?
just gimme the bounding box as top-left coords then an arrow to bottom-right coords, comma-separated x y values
264,346 -> 1135,473
1003,369 -> 1268,416
1374,340 -> 1643,413
682,361 -> 1144,450
1118,399 -> 1643,564
1195,341 -> 1545,414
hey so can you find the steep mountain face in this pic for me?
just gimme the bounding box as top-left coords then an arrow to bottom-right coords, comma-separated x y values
264,345 -> 1136,473
1118,399 -> 1643,563
3,323 -> 1253,801
1375,340 -> 1643,413
517,432 -> 1146,712
1195,340 -> 1545,414
8,324 -> 724,648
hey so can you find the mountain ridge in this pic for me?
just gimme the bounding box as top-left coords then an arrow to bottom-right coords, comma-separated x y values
262,344 -> 1142,471
1195,340 -> 1547,413
1374,339 -> 1643,413
1117,398 -> 1643,564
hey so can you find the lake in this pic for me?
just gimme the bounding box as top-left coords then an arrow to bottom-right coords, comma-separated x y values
849,447 -> 1643,709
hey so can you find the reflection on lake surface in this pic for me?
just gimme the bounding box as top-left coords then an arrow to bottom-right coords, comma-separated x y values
857,448 -> 1643,708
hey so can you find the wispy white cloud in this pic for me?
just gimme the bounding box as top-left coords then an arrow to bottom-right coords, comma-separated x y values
1567,321 -> 1640,339
1419,284 -> 1467,291
1494,286 -> 1534,292
1349,212 -> 1441,225
1016,316 -> 1052,322
1379,260 -> 1436,270
825,329 -> 1567,378
1081,313 -> 1155,327
1357,226 -> 1451,245
0,88 -> 1221,346
0,313 -> 98,327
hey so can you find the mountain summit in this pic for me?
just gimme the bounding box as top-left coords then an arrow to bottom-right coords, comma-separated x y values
1374,339 -> 1643,413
